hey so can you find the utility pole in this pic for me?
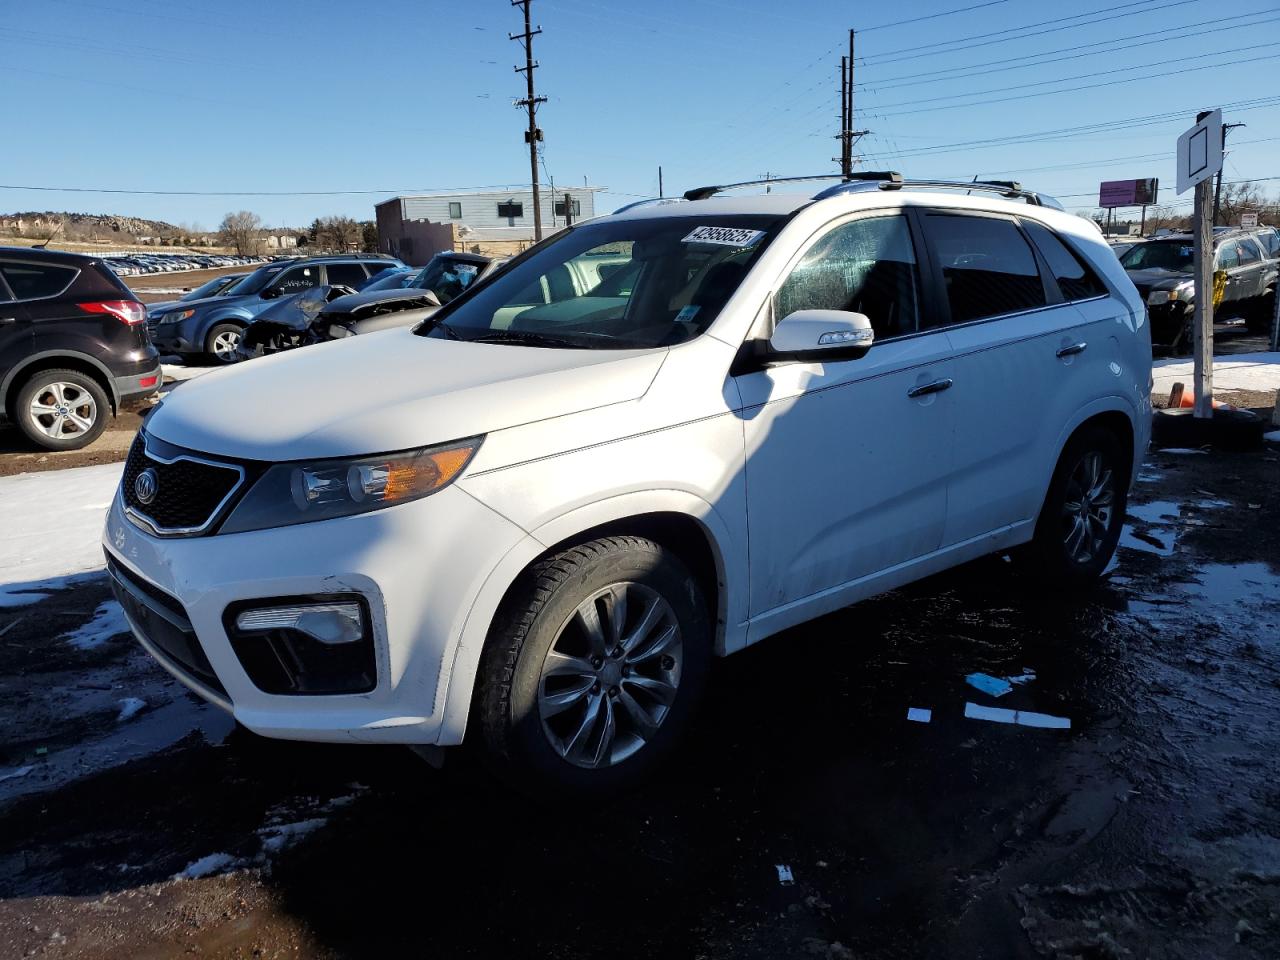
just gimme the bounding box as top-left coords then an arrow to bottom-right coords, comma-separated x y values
658,165 -> 664,199
1211,121 -> 1245,226
838,56 -> 850,178
847,29 -> 856,170
510,0 -> 546,241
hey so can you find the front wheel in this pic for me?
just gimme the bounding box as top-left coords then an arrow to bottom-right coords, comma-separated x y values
1016,426 -> 1129,585
477,536 -> 710,796
205,322 -> 244,364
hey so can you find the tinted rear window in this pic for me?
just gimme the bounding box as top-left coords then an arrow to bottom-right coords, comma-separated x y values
925,214 -> 1045,324
0,261 -> 79,300
1022,221 -> 1107,302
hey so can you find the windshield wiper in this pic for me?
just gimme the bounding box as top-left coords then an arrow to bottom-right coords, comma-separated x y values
465,329 -> 593,349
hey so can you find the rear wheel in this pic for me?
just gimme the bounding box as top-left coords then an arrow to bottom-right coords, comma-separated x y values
1016,426 -> 1128,586
205,322 -> 243,364
14,369 -> 110,451
477,536 -> 710,796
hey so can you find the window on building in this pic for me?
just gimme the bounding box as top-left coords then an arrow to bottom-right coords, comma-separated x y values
497,202 -> 524,220
448,201 -> 462,220
554,198 -> 582,218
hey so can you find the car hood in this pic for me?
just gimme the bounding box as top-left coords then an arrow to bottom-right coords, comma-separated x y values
322,288 -> 434,313
146,299 -> 181,315
145,326 -> 667,461
1124,267 -> 1191,295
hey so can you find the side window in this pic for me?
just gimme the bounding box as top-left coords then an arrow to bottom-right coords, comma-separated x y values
326,263 -> 367,287
773,214 -> 920,341
0,261 -> 78,300
1236,239 -> 1261,266
274,265 -> 318,294
1215,243 -> 1240,269
925,214 -> 1045,325
1022,220 -> 1107,301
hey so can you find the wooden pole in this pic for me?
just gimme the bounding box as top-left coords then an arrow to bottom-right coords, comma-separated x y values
1192,176 -> 1214,419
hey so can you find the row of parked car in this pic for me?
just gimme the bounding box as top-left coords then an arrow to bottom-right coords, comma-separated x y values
1111,224 -> 1279,353
104,252 -> 286,278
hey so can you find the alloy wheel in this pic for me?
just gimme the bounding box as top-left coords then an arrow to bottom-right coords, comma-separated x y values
1061,450 -> 1115,564
28,382 -> 98,440
537,582 -> 683,769
212,330 -> 241,362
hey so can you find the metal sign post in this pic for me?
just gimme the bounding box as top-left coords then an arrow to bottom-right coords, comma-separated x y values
1176,109 -> 1224,420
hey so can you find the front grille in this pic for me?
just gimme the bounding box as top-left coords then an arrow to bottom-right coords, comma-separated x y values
107,554 -> 229,701
123,434 -> 246,535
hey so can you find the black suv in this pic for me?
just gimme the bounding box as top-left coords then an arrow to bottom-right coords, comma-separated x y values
146,255 -> 405,363
1120,229 -> 1278,350
0,247 -> 160,451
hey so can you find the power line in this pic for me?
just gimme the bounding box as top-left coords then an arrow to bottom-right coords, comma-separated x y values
867,42 -> 1280,112
856,0 -> 1011,32
860,0 -> 1196,66
862,9 -> 1280,90
0,182 -> 543,197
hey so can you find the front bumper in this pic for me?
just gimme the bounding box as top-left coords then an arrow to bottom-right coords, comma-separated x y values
102,482 -> 527,745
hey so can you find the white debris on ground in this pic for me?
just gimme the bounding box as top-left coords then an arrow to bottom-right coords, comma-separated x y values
161,362 -> 218,384
115,697 -> 147,723
61,601 -> 131,649
1151,352 -> 1280,397
0,463 -> 123,607
174,852 -> 240,880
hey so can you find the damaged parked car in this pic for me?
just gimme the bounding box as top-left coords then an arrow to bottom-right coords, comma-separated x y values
237,251 -> 506,358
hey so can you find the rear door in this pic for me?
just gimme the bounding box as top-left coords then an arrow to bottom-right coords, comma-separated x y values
0,257 -> 83,354
0,264 -> 33,381
917,211 -> 1106,546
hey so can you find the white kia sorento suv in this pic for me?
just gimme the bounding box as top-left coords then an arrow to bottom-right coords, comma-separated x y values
104,174 -> 1151,793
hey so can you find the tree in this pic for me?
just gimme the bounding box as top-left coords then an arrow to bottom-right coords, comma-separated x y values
219,210 -> 263,255
360,220 -> 378,253
312,215 -> 362,252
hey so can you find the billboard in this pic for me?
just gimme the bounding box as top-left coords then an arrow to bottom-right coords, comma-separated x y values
1098,178 -> 1159,208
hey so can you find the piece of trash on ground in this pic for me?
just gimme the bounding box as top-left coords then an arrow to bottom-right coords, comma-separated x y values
776,864 -> 794,885
966,669 -> 1035,698
906,707 -> 932,723
116,697 -> 146,723
964,702 -> 1070,730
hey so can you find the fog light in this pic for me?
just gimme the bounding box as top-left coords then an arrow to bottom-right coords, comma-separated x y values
235,602 -> 363,645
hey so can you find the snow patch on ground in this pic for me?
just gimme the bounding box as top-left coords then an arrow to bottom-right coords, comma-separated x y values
1152,352 -> 1280,396
175,852 -> 240,880
0,463 -> 123,607
115,697 -> 147,723
61,601 -> 130,649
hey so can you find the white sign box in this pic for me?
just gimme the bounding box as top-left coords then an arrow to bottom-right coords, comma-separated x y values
1176,109 -> 1222,195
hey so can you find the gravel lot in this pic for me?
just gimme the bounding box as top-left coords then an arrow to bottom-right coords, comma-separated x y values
0,438 -> 1277,959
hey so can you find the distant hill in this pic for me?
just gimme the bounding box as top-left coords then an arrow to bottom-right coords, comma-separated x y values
0,211 -> 181,239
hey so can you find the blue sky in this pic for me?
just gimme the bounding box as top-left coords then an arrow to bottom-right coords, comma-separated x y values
2,0 -> 1277,228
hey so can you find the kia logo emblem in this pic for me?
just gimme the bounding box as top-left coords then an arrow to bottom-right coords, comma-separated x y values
134,468 -> 159,506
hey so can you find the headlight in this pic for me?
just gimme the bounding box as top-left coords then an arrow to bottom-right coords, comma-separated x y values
219,437 -> 482,534
1146,290 -> 1170,306
156,309 -> 195,325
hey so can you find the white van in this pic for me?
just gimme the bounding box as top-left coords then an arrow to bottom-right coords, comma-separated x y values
104,175 -> 1152,792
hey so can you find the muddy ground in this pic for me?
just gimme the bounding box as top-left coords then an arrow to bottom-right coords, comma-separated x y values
0,438 -> 1277,959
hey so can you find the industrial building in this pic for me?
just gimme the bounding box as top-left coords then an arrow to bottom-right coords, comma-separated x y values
374,186 -> 602,264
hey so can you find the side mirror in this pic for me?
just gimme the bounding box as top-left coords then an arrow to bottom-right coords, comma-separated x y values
422,289 -> 442,307
259,286 -> 281,300
767,309 -> 874,362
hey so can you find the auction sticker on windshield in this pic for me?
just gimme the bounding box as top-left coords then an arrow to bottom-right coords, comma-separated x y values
683,226 -> 765,247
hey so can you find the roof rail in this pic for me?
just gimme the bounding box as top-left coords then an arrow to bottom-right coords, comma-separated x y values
858,178 -> 1064,209
612,197 -> 689,214
683,173 -> 850,201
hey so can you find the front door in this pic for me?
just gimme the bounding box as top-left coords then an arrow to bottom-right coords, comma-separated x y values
735,212 -> 954,621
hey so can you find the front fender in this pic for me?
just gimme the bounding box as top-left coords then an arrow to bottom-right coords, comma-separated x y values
435,489 -> 746,746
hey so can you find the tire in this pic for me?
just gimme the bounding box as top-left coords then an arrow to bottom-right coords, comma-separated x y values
13,368 -> 110,451
477,536 -> 711,796
1016,426 -> 1129,586
205,322 -> 244,364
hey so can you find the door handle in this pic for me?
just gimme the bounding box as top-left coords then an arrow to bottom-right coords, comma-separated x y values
1056,341 -> 1088,358
907,378 -> 953,398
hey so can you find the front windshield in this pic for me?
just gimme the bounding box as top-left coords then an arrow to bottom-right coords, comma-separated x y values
1121,241 -> 1193,272
409,255 -> 484,303
228,264 -> 285,296
419,215 -> 782,348
181,275 -> 239,301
